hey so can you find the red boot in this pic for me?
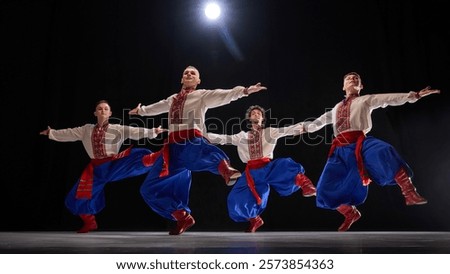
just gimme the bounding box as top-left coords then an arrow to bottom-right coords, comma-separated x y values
395,168 -> 427,206
295,173 -> 317,197
77,214 -> 98,233
169,209 -> 195,235
336,205 -> 361,232
245,216 -> 264,233
218,160 -> 241,186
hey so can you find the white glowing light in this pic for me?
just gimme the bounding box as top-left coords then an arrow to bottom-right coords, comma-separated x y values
204,3 -> 221,20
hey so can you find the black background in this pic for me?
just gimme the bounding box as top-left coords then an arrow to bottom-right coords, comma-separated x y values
1,0 -> 449,232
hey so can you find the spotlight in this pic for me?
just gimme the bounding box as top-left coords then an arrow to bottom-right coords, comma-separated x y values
204,2 -> 221,20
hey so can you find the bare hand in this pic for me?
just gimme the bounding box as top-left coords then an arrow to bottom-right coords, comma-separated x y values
246,82 -> 267,95
39,126 -> 51,135
154,125 -> 168,135
129,103 -> 142,115
418,86 -> 441,98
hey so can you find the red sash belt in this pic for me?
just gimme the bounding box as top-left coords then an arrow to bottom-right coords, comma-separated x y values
245,157 -> 271,205
328,131 -> 371,186
76,146 -> 132,199
159,129 -> 203,177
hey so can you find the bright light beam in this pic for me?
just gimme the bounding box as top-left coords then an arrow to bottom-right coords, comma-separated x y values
219,24 -> 244,61
203,2 -> 244,61
204,3 -> 221,20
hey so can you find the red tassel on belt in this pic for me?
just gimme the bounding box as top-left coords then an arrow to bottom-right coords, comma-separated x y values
245,157 -> 271,205
328,131 -> 371,186
76,146 -> 132,199
159,129 -> 203,177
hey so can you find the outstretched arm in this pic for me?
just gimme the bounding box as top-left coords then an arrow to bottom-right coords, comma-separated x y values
39,126 -> 85,141
128,99 -> 171,116
203,83 -> 267,109
303,111 -> 333,133
123,124 -> 167,140
366,86 -> 441,109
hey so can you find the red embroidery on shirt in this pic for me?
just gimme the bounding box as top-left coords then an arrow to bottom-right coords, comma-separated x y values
170,88 -> 194,124
91,123 -> 109,159
248,128 -> 263,160
336,96 -> 356,133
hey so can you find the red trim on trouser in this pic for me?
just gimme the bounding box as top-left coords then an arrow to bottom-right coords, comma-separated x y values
159,129 -> 203,177
245,157 -> 271,205
329,131 -> 371,186
76,146 -> 132,199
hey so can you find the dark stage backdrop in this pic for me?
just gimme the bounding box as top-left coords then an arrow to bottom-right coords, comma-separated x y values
1,0 -> 449,232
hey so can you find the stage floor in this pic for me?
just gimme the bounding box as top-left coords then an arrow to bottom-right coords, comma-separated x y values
1,231 -> 449,254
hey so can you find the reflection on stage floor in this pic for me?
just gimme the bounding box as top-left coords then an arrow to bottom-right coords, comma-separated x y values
1,231 -> 449,254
